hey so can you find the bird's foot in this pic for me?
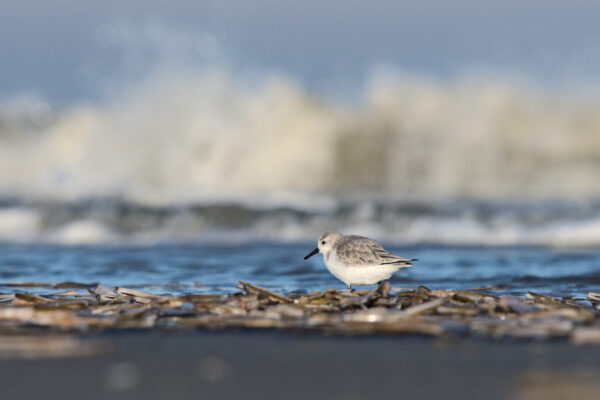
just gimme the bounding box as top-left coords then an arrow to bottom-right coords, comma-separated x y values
341,284 -> 356,296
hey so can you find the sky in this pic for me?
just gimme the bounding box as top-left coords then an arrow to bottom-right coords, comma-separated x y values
2,0 -> 600,103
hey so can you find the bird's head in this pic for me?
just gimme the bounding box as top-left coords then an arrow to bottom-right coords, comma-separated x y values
304,231 -> 342,260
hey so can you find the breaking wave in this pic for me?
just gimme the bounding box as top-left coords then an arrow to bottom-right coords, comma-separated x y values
1,198 -> 600,246
2,70 -> 600,204
3,26 -> 600,247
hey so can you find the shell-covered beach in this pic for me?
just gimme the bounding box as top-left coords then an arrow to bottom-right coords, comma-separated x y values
2,280 -> 600,343
2,281 -> 600,400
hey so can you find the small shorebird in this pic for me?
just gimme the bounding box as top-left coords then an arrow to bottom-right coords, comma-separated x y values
304,231 -> 417,289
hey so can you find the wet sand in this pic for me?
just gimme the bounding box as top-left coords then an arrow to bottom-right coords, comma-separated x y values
2,331 -> 600,400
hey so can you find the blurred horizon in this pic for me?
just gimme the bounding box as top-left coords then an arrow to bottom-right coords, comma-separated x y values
2,1 -> 600,245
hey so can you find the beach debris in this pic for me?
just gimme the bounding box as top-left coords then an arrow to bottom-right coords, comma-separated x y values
0,281 -> 598,344
588,292 -> 600,309
238,280 -> 293,303
403,298 -> 447,316
92,285 -> 117,296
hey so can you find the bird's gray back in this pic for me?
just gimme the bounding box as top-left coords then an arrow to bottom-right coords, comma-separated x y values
334,235 -> 413,266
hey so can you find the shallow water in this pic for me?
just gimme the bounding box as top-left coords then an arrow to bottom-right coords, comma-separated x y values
1,242 -> 598,298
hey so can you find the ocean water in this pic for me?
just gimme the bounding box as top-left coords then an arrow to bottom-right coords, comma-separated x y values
1,242 -> 599,298
4,74 -> 600,202
3,7 -> 600,299
3,73 -> 600,296
3,73 -> 600,248
3,71 -> 600,296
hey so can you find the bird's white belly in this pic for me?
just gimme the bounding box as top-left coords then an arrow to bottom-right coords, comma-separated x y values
323,252 -> 403,286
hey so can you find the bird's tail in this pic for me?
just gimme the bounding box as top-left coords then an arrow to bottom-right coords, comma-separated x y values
381,257 -> 418,266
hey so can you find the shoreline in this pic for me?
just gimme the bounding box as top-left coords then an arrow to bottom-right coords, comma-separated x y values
0,280 -> 599,344
2,281 -> 600,399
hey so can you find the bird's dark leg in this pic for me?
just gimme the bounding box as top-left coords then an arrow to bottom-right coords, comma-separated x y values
346,283 -> 357,295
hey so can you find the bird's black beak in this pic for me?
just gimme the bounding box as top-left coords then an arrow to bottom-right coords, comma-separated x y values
304,248 -> 319,260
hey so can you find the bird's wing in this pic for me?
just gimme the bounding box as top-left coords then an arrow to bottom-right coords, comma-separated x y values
374,249 -> 417,265
336,235 -> 416,267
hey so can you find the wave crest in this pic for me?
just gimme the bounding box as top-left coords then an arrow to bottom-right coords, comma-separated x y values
1,72 -> 600,202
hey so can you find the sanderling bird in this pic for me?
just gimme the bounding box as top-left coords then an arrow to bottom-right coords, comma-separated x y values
304,231 -> 417,289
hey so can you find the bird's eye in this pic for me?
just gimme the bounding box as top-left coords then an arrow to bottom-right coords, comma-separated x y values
321,241 -> 326,245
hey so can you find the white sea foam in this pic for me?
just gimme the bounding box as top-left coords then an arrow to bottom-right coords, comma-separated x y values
0,200 -> 595,247
48,220 -> 117,245
2,24 -> 600,247
0,208 -> 41,242
2,69 -> 600,204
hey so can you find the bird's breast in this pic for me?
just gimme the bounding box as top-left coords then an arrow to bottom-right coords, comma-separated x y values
323,250 -> 337,269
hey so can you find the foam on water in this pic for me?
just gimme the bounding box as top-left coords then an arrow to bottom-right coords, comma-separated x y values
0,199 -> 598,246
3,29 -> 600,247
2,70 -> 600,204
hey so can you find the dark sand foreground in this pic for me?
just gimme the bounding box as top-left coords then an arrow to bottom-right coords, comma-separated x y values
2,331 -> 600,400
